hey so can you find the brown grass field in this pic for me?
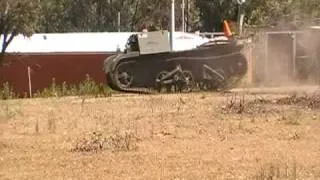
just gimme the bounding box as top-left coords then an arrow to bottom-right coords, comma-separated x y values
0,88 -> 320,180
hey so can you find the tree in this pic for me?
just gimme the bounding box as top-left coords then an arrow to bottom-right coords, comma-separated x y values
36,0 -> 201,33
195,0 -> 238,32
0,0 -> 40,65
244,0 -> 320,29
37,0 -> 72,33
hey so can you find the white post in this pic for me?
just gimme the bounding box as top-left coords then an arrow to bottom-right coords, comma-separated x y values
187,0 -> 190,32
292,33 -> 297,79
239,10 -> 245,36
264,33 -> 269,83
237,0 -> 246,36
118,12 -> 121,32
181,0 -> 185,32
170,0 -> 175,52
27,66 -> 32,98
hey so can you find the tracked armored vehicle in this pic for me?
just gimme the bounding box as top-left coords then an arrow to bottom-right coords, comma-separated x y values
103,30 -> 248,94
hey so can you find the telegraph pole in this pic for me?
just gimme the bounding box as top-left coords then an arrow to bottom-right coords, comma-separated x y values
186,0 -> 190,32
118,12 -> 121,32
170,0 -> 175,51
237,0 -> 246,36
181,0 -> 185,32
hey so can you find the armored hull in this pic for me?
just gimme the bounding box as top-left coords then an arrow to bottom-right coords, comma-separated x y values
103,40 -> 248,94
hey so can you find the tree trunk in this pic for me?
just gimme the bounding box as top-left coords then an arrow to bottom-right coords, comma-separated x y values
1,32 -> 15,66
0,53 -> 4,66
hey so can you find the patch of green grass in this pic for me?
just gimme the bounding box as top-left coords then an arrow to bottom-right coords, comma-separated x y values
0,101 -> 23,121
0,82 -> 17,100
0,74 -> 113,100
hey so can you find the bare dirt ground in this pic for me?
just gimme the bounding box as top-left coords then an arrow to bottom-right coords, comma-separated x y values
1,87 -> 320,180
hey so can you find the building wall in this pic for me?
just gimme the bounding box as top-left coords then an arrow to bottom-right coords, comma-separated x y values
0,53 -> 113,96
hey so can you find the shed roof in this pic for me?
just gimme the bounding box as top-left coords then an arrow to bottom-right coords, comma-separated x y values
1,31 -> 210,54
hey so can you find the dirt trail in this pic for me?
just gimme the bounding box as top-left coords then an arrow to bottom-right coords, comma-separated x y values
230,85 -> 320,95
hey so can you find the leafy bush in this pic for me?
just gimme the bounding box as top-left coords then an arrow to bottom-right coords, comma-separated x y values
0,74 -> 112,100
0,82 -> 16,100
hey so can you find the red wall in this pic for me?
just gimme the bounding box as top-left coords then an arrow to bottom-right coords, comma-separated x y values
0,53 -> 113,96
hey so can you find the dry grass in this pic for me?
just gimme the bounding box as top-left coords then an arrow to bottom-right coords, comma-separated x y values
251,161 -> 298,180
0,90 -> 320,179
71,130 -> 140,153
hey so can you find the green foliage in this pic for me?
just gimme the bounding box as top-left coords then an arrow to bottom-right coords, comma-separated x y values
38,0 -> 72,32
195,0 -> 238,32
245,0 -> 320,28
0,75 -> 112,100
2,0 -> 320,39
36,0 -> 201,33
0,0 -> 41,64
1,0 -> 319,66
0,82 -> 16,100
32,75 -> 112,99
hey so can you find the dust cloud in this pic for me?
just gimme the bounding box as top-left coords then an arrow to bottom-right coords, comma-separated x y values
251,20 -> 320,89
